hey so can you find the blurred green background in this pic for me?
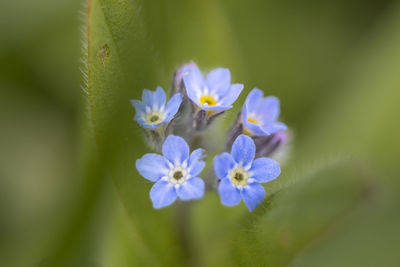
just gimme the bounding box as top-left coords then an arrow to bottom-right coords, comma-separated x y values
1,0 -> 399,266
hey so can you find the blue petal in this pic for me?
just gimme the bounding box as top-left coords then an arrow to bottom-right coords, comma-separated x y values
162,135 -> 189,164
188,148 -> 206,176
138,121 -> 161,129
231,135 -> 255,167
219,83 -> 243,106
154,86 -> 167,108
131,100 -> 149,127
150,180 -> 177,209
177,177 -> 205,200
249,157 -> 281,183
263,122 -> 288,134
164,93 -> 182,122
183,67 -> 205,107
258,96 -> 280,125
141,89 -> 154,106
213,152 -> 235,179
218,178 -> 241,206
133,112 -> 144,122
188,148 -> 204,163
244,122 -> 268,136
136,154 -> 169,182
245,88 -> 263,108
130,99 -> 146,114
206,68 -> 231,95
241,183 -> 265,212
199,104 -> 231,111
189,161 -> 205,177
135,119 -> 151,129
134,116 -> 147,127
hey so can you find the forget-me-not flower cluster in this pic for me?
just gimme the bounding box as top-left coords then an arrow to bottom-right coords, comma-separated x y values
132,63 -> 289,212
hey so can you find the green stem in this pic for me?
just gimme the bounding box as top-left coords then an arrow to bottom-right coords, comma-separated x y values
175,201 -> 196,266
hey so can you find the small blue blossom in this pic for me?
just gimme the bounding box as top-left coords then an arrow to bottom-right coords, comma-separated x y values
214,134 -> 281,212
242,88 -> 287,136
183,66 -> 243,112
131,87 -> 182,129
136,135 -> 206,209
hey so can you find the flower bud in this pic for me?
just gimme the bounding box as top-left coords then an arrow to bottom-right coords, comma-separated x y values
226,111 -> 243,149
169,63 -> 198,137
193,109 -> 225,131
143,125 -> 168,152
253,130 -> 288,158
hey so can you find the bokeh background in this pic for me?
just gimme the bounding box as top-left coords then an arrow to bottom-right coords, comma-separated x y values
1,0 -> 399,266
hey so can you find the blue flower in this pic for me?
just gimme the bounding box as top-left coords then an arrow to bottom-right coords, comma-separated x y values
183,66 -> 243,112
131,87 -> 182,129
136,135 -> 206,209
242,88 -> 287,136
214,134 -> 281,212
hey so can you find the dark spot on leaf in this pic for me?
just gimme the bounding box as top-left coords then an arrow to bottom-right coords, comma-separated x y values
279,229 -> 292,247
98,44 -> 110,65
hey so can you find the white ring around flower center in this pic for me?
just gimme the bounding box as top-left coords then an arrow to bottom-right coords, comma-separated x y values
144,109 -> 165,125
168,165 -> 188,185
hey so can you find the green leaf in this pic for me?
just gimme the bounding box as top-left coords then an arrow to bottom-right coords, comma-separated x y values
295,3 -> 400,180
86,0 -> 180,265
84,0 -> 241,265
231,160 -> 375,266
289,185 -> 400,267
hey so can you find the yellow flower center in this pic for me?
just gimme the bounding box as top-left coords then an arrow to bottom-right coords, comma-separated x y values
247,117 -> 258,124
243,116 -> 258,136
145,111 -> 163,125
200,95 -> 217,106
229,168 -> 249,186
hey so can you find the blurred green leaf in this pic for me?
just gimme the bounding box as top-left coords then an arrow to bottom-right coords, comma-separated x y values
86,0 -> 182,265
296,2 -> 400,180
289,180 -> 400,267
231,160 -> 376,266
